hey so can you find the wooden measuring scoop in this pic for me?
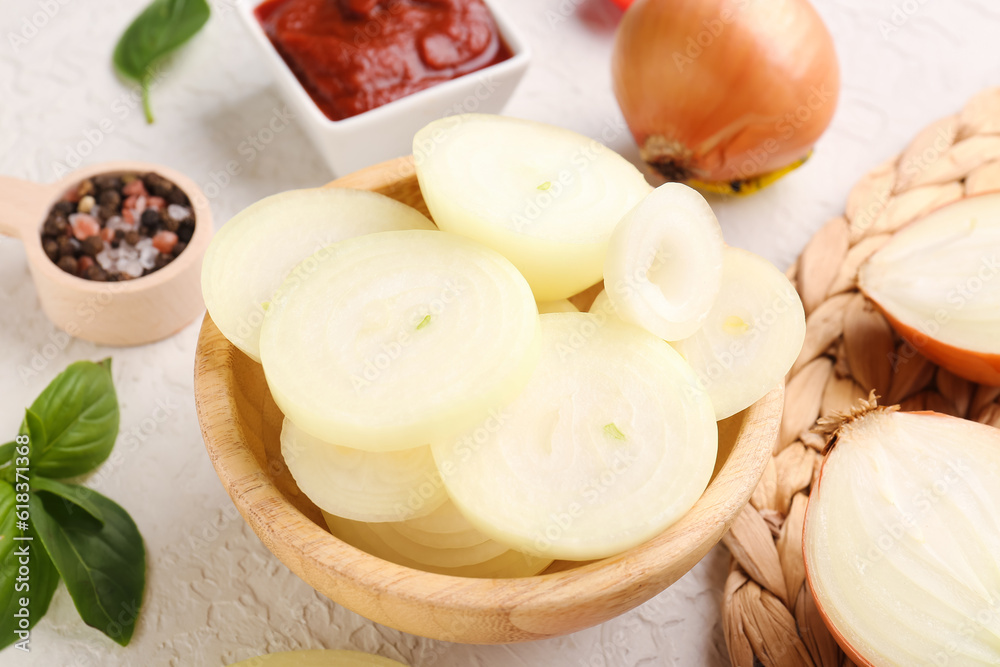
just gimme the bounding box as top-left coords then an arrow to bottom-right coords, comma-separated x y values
0,161 -> 213,346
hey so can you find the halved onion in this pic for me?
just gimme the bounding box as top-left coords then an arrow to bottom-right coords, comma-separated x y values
604,183 -> 724,341
202,188 -> 435,361
537,299 -> 579,314
413,114 -> 652,301
323,508 -> 552,578
671,247 -> 805,419
280,419 -> 446,522
804,401 -> 1000,666
432,312 -> 717,560
858,193 -> 1000,385
259,230 -> 541,451
228,650 -> 408,667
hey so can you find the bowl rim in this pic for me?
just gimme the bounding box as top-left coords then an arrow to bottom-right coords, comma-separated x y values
235,0 -> 532,132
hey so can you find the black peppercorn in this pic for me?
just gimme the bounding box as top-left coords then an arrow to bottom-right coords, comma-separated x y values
43,239 -> 59,261
177,221 -> 194,243
57,256 -> 78,274
154,253 -> 173,270
42,214 -> 68,237
98,189 -> 121,208
57,237 -> 75,258
141,208 -> 161,230
81,235 -> 104,257
85,265 -> 107,281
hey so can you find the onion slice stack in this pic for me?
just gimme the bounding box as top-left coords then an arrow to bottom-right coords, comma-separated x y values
433,312 -> 718,561
859,193 -> 1000,385
323,504 -> 552,578
804,400 -> 1000,666
413,114 -> 652,300
259,229 -> 541,451
202,188 -> 435,361
280,419 -> 447,523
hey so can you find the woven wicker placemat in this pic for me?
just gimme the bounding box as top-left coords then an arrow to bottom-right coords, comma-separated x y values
721,87 -> 1000,667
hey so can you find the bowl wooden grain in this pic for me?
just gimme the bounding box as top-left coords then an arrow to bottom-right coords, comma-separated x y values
193,156 -> 783,644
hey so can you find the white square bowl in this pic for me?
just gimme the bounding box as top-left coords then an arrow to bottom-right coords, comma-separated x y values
237,0 -> 532,177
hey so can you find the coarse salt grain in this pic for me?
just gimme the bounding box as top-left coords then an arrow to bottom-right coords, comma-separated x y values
167,204 -> 190,222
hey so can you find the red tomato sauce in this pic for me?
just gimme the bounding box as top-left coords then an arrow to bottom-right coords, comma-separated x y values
255,0 -> 513,121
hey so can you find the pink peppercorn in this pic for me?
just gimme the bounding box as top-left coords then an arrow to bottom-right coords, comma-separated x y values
152,230 -> 178,254
70,213 -> 101,241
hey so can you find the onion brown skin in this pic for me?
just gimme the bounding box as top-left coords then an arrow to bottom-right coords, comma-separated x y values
612,0 -> 840,194
861,295 -> 1000,386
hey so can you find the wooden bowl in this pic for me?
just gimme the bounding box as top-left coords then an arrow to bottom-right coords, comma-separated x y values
194,156 -> 783,644
0,161 -> 212,346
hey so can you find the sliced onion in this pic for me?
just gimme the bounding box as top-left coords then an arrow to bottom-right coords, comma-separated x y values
280,418 -> 446,523
228,650 -> 408,667
323,509 -> 552,578
432,312 -> 717,560
391,499 -> 490,549
259,229 -> 541,451
804,403 -> 1000,666
413,114 -> 652,301
859,193 -> 1000,385
671,247 -> 805,419
537,299 -> 579,314
202,188 -> 435,361
604,183 -> 724,341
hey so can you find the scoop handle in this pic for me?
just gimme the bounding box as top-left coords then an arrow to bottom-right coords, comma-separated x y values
0,175 -> 52,239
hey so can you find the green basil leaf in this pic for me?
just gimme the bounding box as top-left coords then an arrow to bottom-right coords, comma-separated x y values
31,478 -> 105,527
0,443 -> 15,482
21,359 -> 119,479
0,481 -> 60,651
112,0 -> 211,123
23,409 -> 47,456
29,488 -> 145,646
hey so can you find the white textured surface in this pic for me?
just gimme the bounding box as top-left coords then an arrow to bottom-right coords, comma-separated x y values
0,0 -> 998,664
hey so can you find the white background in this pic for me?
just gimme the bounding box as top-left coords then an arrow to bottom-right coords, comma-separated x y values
0,0 -> 997,664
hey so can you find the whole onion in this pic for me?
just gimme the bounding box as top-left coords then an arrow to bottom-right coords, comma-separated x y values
612,0 -> 840,194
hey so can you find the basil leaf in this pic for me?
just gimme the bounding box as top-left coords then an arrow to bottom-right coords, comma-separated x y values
21,360 -> 119,479
31,478 -> 105,527
23,409 -> 47,456
0,443 -> 15,482
112,0 -> 211,124
0,481 -> 60,651
29,488 -> 145,646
